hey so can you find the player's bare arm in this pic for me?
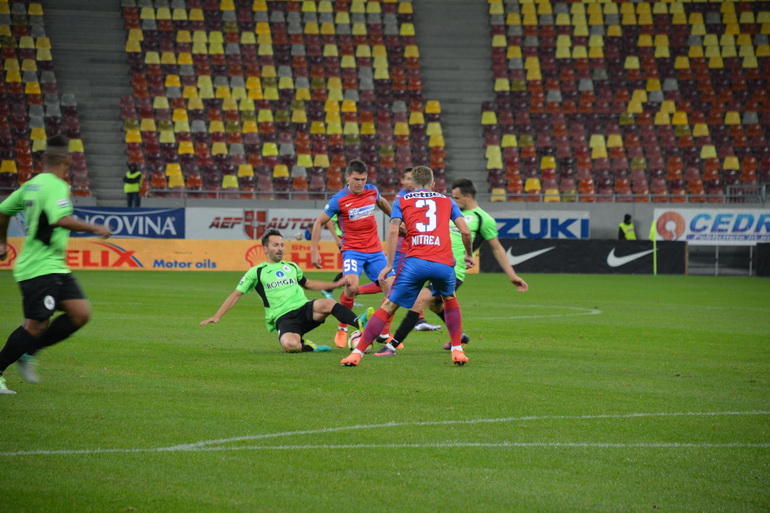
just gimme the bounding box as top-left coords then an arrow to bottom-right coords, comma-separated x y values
325,219 -> 343,249
55,216 -> 111,238
200,290 -> 243,325
378,218 -> 401,284
0,211 -> 9,261
452,216 -> 475,269
303,275 -> 353,291
375,195 -> 392,216
488,237 -> 529,292
310,212 -> 332,269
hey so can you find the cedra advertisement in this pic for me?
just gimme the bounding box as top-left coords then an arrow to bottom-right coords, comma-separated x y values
653,209 -> 770,246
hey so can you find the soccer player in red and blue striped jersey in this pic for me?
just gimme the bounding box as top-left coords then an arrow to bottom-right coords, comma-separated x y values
310,160 -> 394,348
341,166 -> 474,367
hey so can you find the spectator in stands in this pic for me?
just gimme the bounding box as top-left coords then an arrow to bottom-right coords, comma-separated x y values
123,164 -> 143,208
0,135 -> 112,394
618,214 -> 637,240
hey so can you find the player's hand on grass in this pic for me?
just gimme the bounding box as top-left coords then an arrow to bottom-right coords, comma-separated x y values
512,276 -> 529,292
199,317 -> 219,326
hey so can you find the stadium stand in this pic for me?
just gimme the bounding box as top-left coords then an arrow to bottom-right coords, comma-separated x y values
0,1 -> 89,197
484,0 -> 770,202
120,0 -> 445,199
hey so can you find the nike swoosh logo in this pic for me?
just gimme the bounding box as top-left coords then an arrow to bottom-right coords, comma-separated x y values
506,246 -> 555,266
606,248 -> 656,267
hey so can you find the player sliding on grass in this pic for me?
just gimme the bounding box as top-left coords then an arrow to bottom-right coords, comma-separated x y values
310,159 -> 395,349
201,229 -> 372,353
0,135 -> 112,394
341,166 -> 474,367
374,177 -> 529,356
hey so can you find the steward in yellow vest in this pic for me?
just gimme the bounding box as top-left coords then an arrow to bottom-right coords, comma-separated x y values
618,214 -> 637,240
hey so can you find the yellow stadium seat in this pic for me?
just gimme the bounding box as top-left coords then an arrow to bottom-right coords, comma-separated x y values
69,139 -> 85,153
654,112 -> 670,125
429,135 -> 445,148
1,160 -> 18,174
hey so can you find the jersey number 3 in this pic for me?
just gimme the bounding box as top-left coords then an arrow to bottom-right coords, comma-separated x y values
414,199 -> 437,233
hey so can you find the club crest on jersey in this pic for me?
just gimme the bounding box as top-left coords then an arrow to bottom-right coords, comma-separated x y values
276,271 -> 285,277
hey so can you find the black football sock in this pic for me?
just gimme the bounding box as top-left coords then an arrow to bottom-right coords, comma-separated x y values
28,315 -> 81,356
0,327 -> 39,373
435,309 -> 446,323
392,310 -> 421,347
301,341 -> 315,352
331,303 -> 360,327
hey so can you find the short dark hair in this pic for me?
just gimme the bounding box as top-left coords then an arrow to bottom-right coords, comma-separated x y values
346,159 -> 367,175
261,228 -> 282,247
44,135 -> 70,168
402,167 -> 413,176
451,178 -> 477,198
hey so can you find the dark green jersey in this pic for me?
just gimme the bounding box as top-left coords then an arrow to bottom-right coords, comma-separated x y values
236,260 -> 308,332
0,172 -> 73,282
449,207 -> 499,281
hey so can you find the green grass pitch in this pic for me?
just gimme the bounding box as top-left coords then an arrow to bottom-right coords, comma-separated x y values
1,271 -> 769,512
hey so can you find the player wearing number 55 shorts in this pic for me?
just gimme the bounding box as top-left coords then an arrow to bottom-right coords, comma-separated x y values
310,159 -> 395,348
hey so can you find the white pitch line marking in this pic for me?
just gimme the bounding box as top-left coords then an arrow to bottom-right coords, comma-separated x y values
1,411 -> 768,457
474,305 -> 602,320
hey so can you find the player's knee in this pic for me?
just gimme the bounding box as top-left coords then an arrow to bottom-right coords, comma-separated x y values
281,338 -> 303,352
316,299 -> 336,315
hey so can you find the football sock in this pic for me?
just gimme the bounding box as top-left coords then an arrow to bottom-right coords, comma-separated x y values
443,297 -> 463,346
381,311 -> 394,337
0,326 -> 38,373
28,315 -> 81,356
338,292 -> 356,328
392,310 -> 421,347
435,309 -> 446,322
301,342 -> 315,352
357,282 -> 382,295
331,303 -> 360,327
358,309 -> 389,352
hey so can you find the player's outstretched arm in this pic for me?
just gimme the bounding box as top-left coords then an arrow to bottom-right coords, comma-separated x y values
0,212 -> 9,261
310,212 -> 332,269
200,290 -> 243,325
488,237 -> 528,292
55,215 -> 111,238
304,275 -> 352,291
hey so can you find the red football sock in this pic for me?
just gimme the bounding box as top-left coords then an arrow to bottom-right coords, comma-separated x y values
357,282 -> 382,295
358,309 -> 390,352
443,297 -> 463,347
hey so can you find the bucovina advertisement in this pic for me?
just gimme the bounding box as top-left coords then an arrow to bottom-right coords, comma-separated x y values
4,207 -> 766,273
